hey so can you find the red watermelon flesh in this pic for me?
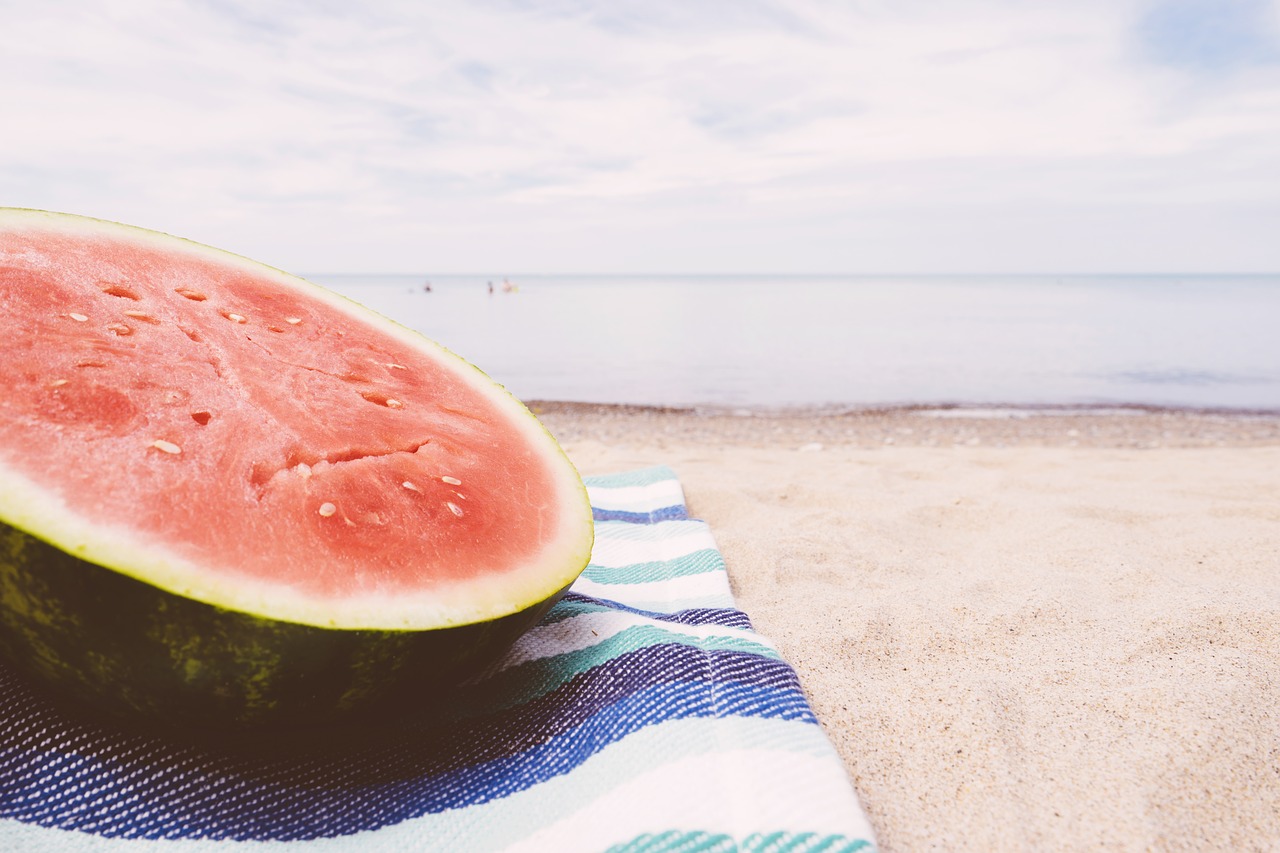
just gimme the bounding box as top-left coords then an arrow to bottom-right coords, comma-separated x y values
0,210 -> 593,633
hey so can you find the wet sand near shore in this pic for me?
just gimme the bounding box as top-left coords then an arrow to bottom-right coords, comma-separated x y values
531,401 -> 1280,449
532,403 -> 1280,852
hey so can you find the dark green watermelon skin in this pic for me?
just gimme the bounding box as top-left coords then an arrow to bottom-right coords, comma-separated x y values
0,520 -> 565,731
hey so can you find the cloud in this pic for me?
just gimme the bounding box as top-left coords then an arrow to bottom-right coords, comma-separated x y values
1,0 -> 1278,272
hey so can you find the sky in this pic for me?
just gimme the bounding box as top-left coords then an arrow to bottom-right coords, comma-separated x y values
3,0 -> 1280,274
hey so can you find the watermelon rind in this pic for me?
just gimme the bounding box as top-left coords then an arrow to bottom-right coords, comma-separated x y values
0,517 -> 569,728
0,208 -> 594,727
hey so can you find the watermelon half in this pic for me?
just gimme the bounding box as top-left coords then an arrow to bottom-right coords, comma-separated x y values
0,209 -> 594,729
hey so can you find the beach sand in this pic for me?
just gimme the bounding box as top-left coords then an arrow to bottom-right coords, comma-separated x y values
532,403 -> 1280,852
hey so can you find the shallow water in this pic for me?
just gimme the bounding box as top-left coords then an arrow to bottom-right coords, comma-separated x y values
313,274 -> 1280,411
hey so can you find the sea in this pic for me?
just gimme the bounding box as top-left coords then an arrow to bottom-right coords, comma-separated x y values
311,274 -> 1280,412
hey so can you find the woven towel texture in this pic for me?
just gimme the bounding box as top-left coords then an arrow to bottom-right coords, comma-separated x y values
0,466 -> 876,852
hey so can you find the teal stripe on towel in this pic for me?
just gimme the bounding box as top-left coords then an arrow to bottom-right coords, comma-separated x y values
582,548 -> 726,584
607,831 -> 873,853
462,624 -> 784,714
584,466 -> 680,490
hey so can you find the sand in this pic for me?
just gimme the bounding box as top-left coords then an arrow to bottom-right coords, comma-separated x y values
532,404 -> 1280,852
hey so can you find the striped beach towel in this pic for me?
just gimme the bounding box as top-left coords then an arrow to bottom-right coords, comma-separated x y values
0,466 -> 877,852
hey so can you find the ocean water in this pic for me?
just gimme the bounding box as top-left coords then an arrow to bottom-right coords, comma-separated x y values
312,274 -> 1280,411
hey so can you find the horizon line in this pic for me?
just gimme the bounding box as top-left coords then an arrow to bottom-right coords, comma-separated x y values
302,270 -> 1280,279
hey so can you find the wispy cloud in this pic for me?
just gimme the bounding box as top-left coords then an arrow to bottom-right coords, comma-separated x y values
1,0 -> 1278,272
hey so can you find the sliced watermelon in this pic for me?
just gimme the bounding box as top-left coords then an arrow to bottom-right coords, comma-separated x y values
0,209 -> 594,728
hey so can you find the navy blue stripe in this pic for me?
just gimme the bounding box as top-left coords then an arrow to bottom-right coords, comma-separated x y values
0,642 -> 812,841
591,504 -> 689,524
549,593 -> 754,629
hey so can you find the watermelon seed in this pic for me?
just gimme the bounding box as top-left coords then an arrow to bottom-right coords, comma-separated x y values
107,323 -> 133,336
402,481 -> 421,492
446,501 -> 464,517
101,284 -> 140,300
359,391 -> 401,407
441,476 -> 462,486
151,439 -> 182,455
68,313 -> 89,322
175,288 -> 207,301
124,311 -> 161,325
318,502 -> 337,517
221,311 -> 247,324
268,326 -> 285,333
49,379 -> 69,388
386,363 -> 407,370
191,411 -> 212,425
285,317 -> 302,325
